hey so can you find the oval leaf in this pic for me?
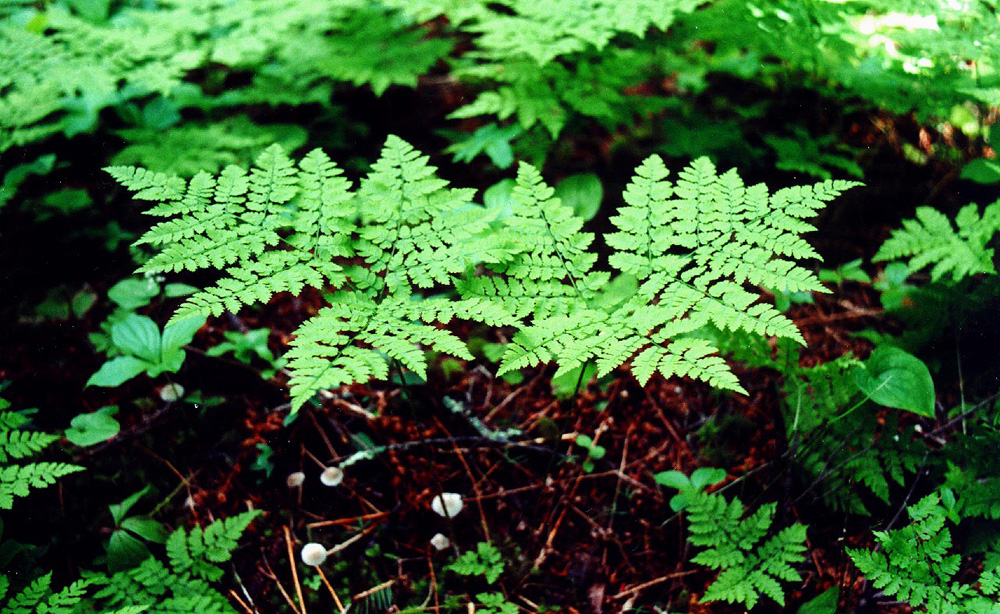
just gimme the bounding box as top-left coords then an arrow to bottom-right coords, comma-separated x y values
555,173 -> 603,221
855,346 -> 935,418
111,314 -> 161,363
65,406 -> 120,446
86,356 -> 149,388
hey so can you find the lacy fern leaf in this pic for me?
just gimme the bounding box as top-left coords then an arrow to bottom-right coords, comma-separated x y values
482,154 -> 857,391
875,201 -> 1000,282
848,494 -> 1000,613
86,511 -> 261,614
117,136 -> 511,413
682,490 -> 807,609
0,398 -> 82,510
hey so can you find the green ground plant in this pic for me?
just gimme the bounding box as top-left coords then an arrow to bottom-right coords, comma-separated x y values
109,137 -> 858,415
2,1 -> 1000,612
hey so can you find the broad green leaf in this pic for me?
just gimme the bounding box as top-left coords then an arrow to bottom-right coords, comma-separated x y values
555,173 -> 603,221
111,314 -> 161,363
797,586 -> 839,614
120,517 -> 168,544
108,278 -> 160,310
87,356 -> 149,388
653,470 -> 691,490
161,315 -> 206,352
960,158 -> 1000,184
690,467 -> 727,491
65,406 -> 120,446
855,346 -> 935,418
163,283 -> 199,298
109,486 -> 151,525
107,531 -> 151,572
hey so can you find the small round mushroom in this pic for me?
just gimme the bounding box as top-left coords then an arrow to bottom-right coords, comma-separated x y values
320,466 -> 344,487
429,533 -> 451,551
286,472 -> 306,488
430,492 -> 464,518
301,542 -> 329,566
159,383 -> 185,402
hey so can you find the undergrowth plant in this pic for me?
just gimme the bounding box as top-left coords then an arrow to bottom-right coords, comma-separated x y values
110,137 -> 859,414
0,396 -> 82,510
666,474 -> 808,609
848,493 -> 1000,613
81,510 -> 262,614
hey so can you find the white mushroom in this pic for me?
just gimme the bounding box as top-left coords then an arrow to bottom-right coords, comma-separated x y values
286,472 -> 306,488
430,493 -> 464,518
320,467 -> 344,487
430,533 -> 451,551
301,542 -> 329,566
159,383 -> 185,402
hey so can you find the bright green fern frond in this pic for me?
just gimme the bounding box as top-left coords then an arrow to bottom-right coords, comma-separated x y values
0,421 -> 58,463
3,572 -> 53,613
462,160 -> 604,327
496,154 -> 853,387
680,490 -> 807,609
506,161 -> 600,287
286,294 -> 478,411
0,401 -> 83,511
167,510 -> 261,582
0,462 -> 83,509
847,493 -> 1000,613
874,201 -> 1000,282
89,512 -> 260,614
355,135 -> 504,294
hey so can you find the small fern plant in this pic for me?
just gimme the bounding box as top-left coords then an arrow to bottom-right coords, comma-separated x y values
112,138 -> 857,413
848,493 -> 1000,614
666,475 -> 807,609
464,154 -> 860,392
0,396 -> 82,510
110,136 -> 514,413
875,199 -> 1000,283
81,510 -> 262,614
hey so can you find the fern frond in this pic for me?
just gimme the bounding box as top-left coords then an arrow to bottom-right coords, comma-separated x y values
489,154 -> 854,390
682,491 -> 807,609
286,295 -> 477,411
167,510 -> 261,582
3,572 -> 53,613
0,423 -> 58,463
874,201 -> 1000,282
461,160 -> 603,323
88,512 -> 261,614
847,493 -> 1000,612
0,462 -> 84,509
0,403 -> 83,511
356,135 -> 505,295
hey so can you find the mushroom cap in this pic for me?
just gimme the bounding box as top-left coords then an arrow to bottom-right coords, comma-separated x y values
301,542 -> 328,566
430,533 -> 451,550
286,472 -> 306,488
320,466 -> 344,487
430,492 -> 464,518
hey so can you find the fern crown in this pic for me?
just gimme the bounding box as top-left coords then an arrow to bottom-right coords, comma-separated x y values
114,138 -> 857,412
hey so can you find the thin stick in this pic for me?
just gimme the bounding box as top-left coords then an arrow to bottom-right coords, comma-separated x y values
315,566 -> 346,614
611,570 -> 699,600
260,559 -> 302,614
307,510 -> 392,529
229,590 -> 254,614
353,579 -> 395,601
284,526 -> 308,614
